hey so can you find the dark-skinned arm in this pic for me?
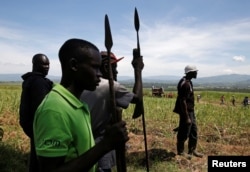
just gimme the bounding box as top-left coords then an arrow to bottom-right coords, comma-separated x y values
180,98 -> 191,125
37,121 -> 129,172
131,48 -> 144,104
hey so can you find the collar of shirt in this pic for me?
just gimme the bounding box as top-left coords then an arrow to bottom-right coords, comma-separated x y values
52,83 -> 88,110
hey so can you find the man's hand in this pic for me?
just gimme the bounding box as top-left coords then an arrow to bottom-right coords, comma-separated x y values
132,48 -> 144,70
103,121 -> 129,150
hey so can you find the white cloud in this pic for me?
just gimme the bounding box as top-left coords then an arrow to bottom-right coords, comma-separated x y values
114,18 -> 250,77
1,12 -> 250,78
233,56 -> 245,62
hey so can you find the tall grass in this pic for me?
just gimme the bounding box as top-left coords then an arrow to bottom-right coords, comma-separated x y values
0,84 -> 249,172
122,89 -> 250,171
0,83 -> 29,172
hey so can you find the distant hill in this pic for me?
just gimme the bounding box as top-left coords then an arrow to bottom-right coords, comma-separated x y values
0,74 -> 23,82
119,74 -> 250,83
0,74 -> 60,82
119,75 -> 180,82
118,74 -> 250,89
1,73 -> 250,89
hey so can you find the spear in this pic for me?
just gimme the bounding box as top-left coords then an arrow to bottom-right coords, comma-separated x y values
104,14 -> 126,172
133,7 -> 150,172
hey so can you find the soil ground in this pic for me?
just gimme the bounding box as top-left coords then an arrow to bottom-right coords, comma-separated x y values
125,120 -> 250,171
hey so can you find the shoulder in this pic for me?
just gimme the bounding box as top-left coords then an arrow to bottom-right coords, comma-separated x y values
114,81 -> 128,92
180,79 -> 190,87
33,76 -> 53,85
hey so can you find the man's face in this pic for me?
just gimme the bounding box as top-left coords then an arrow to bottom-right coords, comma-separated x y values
111,63 -> 118,81
101,60 -> 118,81
193,71 -> 198,79
36,56 -> 50,76
76,49 -> 102,91
187,71 -> 198,79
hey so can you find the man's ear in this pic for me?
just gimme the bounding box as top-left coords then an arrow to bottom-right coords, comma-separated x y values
103,62 -> 109,73
69,58 -> 78,71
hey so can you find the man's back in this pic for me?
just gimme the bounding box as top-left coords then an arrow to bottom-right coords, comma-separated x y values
19,72 -> 53,137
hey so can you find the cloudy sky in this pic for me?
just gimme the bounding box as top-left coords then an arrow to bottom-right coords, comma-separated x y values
0,0 -> 249,78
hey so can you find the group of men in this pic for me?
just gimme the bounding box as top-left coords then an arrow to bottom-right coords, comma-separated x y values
221,95 -> 249,107
19,38 -> 203,172
19,38 -> 143,172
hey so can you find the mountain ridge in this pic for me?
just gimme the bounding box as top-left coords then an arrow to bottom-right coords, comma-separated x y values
0,74 -> 250,88
119,74 -> 250,82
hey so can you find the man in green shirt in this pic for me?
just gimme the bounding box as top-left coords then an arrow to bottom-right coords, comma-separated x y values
33,38 -> 129,172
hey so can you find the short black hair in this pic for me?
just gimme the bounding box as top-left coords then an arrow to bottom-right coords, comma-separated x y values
58,38 -> 99,65
32,53 -> 48,64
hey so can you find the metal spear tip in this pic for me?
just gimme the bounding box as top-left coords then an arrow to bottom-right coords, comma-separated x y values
104,14 -> 113,50
134,7 -> 140,31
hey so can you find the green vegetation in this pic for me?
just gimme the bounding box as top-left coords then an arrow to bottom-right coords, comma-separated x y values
0,84 -> 249,172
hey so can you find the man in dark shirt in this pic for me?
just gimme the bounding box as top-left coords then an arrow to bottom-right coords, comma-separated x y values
173,65 -> 203,159
19,53 -> 53,172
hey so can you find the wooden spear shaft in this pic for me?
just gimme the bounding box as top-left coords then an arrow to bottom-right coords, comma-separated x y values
104,14 -> 127,172
133,7 -> 150,172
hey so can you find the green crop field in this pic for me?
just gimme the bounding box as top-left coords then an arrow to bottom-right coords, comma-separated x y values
0,83 -> 249,172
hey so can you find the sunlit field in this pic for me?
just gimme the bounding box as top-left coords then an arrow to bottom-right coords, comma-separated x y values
0,83 -> 249,172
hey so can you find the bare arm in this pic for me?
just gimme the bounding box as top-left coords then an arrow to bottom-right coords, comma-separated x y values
180,98 -> 191,124
131,48 -> 144,104
37,121 -> 129,172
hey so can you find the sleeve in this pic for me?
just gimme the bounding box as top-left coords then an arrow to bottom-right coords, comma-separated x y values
19,77 -> 52,138
19,84 -> 34,138
114,81 -> 134,109
34,109 -> 72,157
179,82 -> 190,100
31,78 -> 53,109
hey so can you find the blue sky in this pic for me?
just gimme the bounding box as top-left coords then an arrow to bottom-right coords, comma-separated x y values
0,0 -> 250,78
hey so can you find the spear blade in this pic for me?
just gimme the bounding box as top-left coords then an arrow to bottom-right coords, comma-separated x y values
134,7 -> 141,53
105,15 -> 113,51
134,8 -> 140,32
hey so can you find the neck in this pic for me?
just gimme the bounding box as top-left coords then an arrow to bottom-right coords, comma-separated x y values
185,75 -> 192,80
60,78 -> 82,99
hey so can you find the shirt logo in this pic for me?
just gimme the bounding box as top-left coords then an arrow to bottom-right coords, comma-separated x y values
44,139 -> 61,147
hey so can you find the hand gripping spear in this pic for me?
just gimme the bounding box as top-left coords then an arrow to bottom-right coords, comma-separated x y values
133,7 -> 150,172
104,14 -> 127,172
